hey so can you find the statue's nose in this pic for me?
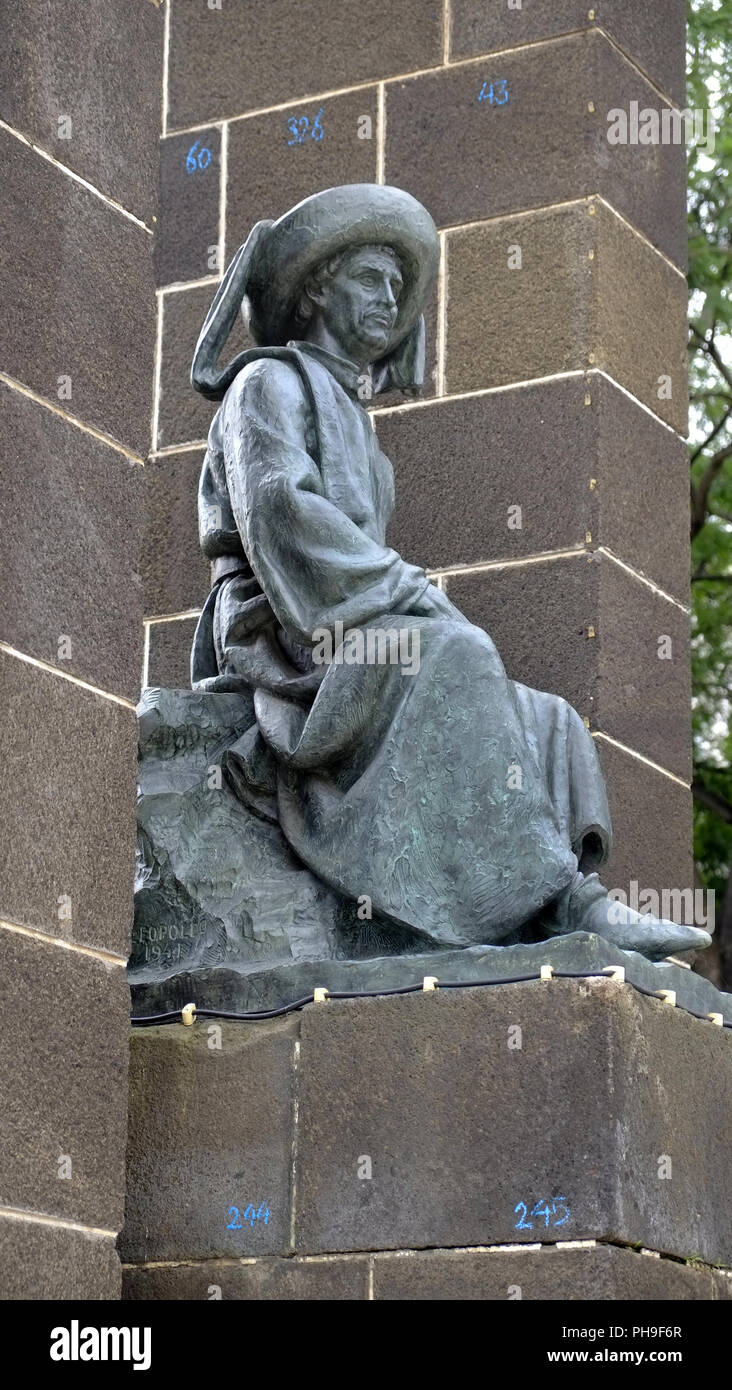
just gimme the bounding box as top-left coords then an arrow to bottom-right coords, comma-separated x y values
380,279 -> 398,309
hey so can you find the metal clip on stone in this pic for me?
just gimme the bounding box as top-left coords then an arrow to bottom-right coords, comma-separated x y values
655,990 -> 677,1007
313,987 -> 329,1003
422,976 -> 439,991
602,965 -> 626,982
181,1002 -> 197,1026
707,1012 -> 724,1026
540,964 -> 554,980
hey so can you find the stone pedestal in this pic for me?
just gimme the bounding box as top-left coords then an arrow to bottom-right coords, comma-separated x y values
121,977 -> 732,1300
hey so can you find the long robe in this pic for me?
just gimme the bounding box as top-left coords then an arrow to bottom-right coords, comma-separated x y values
190,340 -> 612,949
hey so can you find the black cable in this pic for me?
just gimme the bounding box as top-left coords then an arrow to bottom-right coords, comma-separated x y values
130,968 -> 732,1029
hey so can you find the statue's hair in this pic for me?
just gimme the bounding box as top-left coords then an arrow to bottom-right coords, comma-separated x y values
294,243 -> 404,332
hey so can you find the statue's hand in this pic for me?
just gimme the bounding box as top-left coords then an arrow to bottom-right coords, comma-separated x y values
408,583 -> 459,620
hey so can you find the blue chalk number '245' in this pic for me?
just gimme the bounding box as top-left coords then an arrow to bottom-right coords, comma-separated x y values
514,1197 -> 570,1230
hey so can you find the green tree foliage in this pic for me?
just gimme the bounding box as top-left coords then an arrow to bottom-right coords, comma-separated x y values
688,0 -> 732,986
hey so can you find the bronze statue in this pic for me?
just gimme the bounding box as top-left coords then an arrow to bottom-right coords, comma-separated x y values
131,184 -> 709,1011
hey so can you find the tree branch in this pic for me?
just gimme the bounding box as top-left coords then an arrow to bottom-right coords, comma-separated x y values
693,778 -> 732,823
690,323 -> 732,393
690,403 -> 732,463
690,441 -> 732,538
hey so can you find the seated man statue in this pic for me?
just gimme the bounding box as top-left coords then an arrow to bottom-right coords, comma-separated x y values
174,182 -> 709,967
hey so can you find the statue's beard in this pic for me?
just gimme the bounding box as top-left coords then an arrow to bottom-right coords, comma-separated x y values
357,314 -> 392,353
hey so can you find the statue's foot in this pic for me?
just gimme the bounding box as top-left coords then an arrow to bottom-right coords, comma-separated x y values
584,899 -> 712,962
555,872 -> 712,962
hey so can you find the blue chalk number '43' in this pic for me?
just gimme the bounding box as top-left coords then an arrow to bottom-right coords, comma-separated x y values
478,79 -> 509,105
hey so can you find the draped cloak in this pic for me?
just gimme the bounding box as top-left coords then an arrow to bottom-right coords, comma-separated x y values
190,339 -> 612,949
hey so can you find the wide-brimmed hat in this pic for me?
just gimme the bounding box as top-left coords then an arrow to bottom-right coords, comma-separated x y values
191,184 -> 439,400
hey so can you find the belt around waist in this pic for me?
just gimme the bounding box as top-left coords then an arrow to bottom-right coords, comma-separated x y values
211,555 -> 253,583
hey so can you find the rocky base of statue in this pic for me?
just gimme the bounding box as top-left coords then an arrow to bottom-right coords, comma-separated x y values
120,978 -> 732,1299
132,687 -> 347,990
132,930 -> 732,1023
130,688 -> 721,1020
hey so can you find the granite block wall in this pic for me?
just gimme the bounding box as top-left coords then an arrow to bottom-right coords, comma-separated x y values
0,0 -> 698,1304
121,983 -> 732,1298
0,0 -> 162,1298
146,0 -> 692,911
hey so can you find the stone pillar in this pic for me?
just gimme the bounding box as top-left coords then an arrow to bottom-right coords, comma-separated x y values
121,0 -> 716,1304
146,0 -> 692,909
121,981 -> 732,1300
0,0 -> 162,1297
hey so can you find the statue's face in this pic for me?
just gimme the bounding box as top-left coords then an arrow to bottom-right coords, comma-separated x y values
312,245 -> 403,364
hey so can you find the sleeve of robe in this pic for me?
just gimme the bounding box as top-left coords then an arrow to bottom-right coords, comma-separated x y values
220,357 -> 440,644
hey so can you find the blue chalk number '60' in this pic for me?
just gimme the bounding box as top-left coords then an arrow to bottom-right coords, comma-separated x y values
185,140 -> 212,173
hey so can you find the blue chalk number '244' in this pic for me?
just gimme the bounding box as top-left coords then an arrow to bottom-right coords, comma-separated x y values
515,1197 -> 570,1230
227,1202 -> 270,1229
